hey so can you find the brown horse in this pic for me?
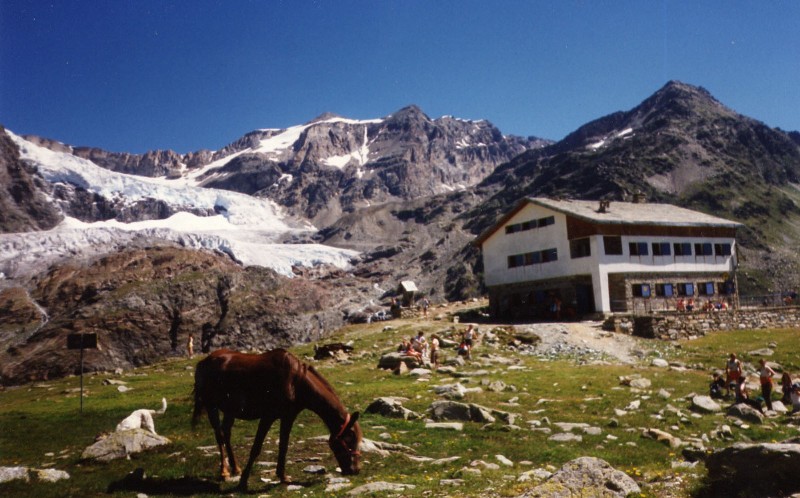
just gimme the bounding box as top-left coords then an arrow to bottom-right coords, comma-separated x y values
192,348 -> 361,490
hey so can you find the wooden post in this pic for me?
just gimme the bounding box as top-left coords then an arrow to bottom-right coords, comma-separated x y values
67,333 -> 98,414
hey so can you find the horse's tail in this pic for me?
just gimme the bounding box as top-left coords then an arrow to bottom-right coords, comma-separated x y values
157,397 -> 167,415
191,358 -> 208,428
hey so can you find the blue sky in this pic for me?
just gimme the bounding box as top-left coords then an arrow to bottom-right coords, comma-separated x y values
1,1 -> 798,154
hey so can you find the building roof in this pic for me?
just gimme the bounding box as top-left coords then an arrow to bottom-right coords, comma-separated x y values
475,197 -> 743,246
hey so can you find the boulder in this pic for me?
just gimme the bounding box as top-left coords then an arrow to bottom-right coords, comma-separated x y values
747,348 -> 774,356
378,352 -> 420,370
651,358 -> 669,368
81,429 -> 171,462
642,428 -> 682,449
726,403 -> 765,424
429,400 -> 471,421
0,466 -> 29,483
629,378 -> 651,389
691,395 -> 722,413
428,400 -> 495,423
704,443 -> 800,496
34,468 -> 70,482
425,422 -> 463,431
548,433 -> 582,443
432,382 -> 481,399
515,456 -> 640,498
365,397 -> 421,420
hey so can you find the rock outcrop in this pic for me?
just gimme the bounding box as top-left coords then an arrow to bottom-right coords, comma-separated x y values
0,128 -> 62,233
516,456 -> 640,498
704,442 -> 800,496
81,429 -> 171,462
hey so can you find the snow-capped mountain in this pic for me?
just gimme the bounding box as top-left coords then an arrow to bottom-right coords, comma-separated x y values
45,106 -> 549,226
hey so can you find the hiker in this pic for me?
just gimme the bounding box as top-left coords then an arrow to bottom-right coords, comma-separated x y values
420,297 -> 430,319
412,331 -> 428,358
791,383 -> 800,413
781,372 -> 794,405
759,359 -> 776,411
430,335 -> 440,369
709,372 -> 726,399
463,324 -> 476,360
725,353 -> 743,398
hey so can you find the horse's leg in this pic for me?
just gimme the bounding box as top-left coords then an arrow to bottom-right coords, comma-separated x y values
236,416 -> 275,492
206,407 -> 230,480
221,413 -> 240,476
275,412 -> 298,484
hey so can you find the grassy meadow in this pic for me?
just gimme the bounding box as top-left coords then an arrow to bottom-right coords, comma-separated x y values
1,302 -> 799,497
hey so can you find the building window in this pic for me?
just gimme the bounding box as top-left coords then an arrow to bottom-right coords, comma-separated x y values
655,283 -> 674,297
714,243 -> 732,256
632,283 -> 651,298
524,251 -> 541,265
698,282 -> 715,296
629,242 -> 649,256
604,236 -> 623,255
652,242 -> 672,256
674,242 -> 692,256
505,215 -> 556,235
677,283 -> 695,296
570,238 -> 591,259
508,254 -> 524,268
507,248 -> 557,268
541,248 -> 558,263
694,242 -> 713,256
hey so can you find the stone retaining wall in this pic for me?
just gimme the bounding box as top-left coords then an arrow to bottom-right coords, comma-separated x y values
603,306 -> 800,340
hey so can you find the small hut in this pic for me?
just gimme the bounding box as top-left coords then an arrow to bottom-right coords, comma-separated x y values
397,281 -> 418,307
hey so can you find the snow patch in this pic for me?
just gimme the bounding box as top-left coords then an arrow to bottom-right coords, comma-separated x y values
588,140 -> 606,150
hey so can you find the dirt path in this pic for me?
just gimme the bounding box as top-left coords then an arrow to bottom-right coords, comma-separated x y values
512,321 -> 647,364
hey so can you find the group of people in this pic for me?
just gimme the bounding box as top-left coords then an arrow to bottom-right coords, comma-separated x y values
676,298 -> 730,312
710,352 -> 800,413
397,324 -> 479,368
398,331 -> 440,368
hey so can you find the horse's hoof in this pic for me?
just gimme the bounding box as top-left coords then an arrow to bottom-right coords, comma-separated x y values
280,475 -> 293,484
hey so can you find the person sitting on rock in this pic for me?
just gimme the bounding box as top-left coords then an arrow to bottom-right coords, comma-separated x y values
790,383 -> 800,413
401,338 -> 422,361
709,372 -> 726,399
735,376 -> 764,413
781,372 -> 794,405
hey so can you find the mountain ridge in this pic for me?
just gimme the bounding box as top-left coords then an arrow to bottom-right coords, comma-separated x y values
3,81 -> 800,385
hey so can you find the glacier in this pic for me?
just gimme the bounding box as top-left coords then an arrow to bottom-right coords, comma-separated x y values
2,132 -> 360,280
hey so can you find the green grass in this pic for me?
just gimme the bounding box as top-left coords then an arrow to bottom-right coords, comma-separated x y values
2,306 -> 799,497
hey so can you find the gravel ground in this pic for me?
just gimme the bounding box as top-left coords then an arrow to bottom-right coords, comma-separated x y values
512,321 -> 648,364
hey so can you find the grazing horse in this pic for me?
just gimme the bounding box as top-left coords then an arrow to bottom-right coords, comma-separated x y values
192,348 -> 361,490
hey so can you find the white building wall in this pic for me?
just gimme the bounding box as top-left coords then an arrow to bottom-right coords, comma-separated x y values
482,204 -> 596,287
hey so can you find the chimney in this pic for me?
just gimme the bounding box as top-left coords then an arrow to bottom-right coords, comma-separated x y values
598,200 -> 610,213
632,191 -> 647,204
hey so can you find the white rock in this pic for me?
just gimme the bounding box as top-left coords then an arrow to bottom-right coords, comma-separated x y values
496,454 -> 514,466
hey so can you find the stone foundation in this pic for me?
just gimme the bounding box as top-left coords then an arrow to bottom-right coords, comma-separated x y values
603,306 -> 800,340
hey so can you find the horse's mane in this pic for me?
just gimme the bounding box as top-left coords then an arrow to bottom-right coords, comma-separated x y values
279,349 -> 340,403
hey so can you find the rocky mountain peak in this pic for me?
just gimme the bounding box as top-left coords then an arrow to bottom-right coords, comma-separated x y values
307,112 -> 345,124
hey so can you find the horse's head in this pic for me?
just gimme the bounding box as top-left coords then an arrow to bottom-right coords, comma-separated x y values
330,411 -> 362,475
